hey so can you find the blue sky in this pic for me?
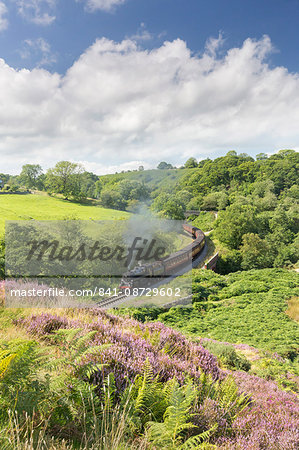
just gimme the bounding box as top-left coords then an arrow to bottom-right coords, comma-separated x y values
0,0 -> 299,174
2,0 -> 299,73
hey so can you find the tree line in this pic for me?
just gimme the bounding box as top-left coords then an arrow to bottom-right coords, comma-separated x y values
1,150 -> 298,272
0,161 -> 150,210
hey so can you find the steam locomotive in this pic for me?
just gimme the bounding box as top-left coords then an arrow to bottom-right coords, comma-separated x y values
119,223 -> 205,290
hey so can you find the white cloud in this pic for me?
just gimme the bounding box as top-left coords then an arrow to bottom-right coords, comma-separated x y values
14,0 -> 56,25
20,38 -> 57,67
205,32 -> 225,57
0,1 -> 8,31
82,0 -> 126,13
129,23 -> 153,42
78,160 -> 150,174
1,35 -> 299,174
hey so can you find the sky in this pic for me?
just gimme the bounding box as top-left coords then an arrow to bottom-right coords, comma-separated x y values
1,0 -> 299,175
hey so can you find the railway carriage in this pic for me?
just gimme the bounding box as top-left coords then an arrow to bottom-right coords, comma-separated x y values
119,223 -> 205,290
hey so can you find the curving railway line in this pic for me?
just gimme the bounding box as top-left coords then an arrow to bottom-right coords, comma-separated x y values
95,223 -> 206,309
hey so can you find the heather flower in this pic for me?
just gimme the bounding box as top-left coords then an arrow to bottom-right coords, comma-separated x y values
15,310 -> 299,448
216,371 -> 299,449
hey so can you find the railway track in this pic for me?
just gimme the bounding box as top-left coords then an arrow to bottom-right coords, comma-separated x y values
94,223 -> 208,309
95,294 -> 127,309
94,242 -> 209,309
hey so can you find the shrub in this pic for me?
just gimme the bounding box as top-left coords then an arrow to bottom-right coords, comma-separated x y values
201,340 -> 251,371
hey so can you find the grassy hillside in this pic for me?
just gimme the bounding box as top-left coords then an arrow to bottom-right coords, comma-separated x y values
158,268 -> 299,358
0,193 -> 129,235
0,306 -> 298,449
99,167 -> 190,193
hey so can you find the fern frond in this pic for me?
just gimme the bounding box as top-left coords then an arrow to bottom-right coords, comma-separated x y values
0,352 -> 16,379
134,358 -> 154,415
102,372 -> 116,410
182,423 -> 218,449
146,380 -> 197,448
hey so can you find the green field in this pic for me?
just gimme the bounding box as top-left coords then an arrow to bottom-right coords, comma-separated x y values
0,193 -> 129,236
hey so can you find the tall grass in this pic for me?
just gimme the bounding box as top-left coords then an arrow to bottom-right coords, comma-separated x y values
1,391 -> 147,450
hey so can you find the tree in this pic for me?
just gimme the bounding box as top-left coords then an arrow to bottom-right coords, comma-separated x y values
162,199 -> 185,219
240,233 -> 273,269
214,203 -> 258,249
238,153 -> 253,160
277,149 -> 296,158
138,166 -> 144,171
186,195 -> 203,210
251,180 -> 274,197
0,173 -> 10,189
157,162 -> 173,170
118,180 -> 149,202
201,191 -> 228,210
78,171 -> 99,199
94,179 -> 103,199
256,153 -> 268,160
226,150 -> 237,157
45,161 -> 84,200
151,192 -> 169,213
184,157 -> 197,168
255,191 -> 277,211
176,190 -> 193,208
19,164 -> 43,189
100,189 -> 127,210
151,192 -> 185,219
216,249 -> 242,274
229,161 -> 256,183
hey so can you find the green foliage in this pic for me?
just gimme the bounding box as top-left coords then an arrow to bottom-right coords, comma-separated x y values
157,161 -> 174,170
120,359 -> 251,449
184,157 -> 198,169
151,192 -> 185,219
123,359 -> 168,432
46,161 -> 84,200
201,341 -> 251,371
2,151 -> 298,262
0,305 -> 257,450
214,203 -> 258,249
143,371 -> 250,449
0,340 -> 49,422
240,233 -> 273,269
0,335 -> 119,447
201,191 -> 228,211
47,328 -> 109,378
115,306 -> 165,322
145,380 -> 198,448
216,249 -> 242,274
99,179 -> 149,210
252,355 -> 299,392
159,268 -> 299,359
19,164 -> 43,190
191,212 -> 216,232
256,152 -> 268,160
0,351 -> 16,379
208,375 -> 251,422
99,187 -> 127,210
